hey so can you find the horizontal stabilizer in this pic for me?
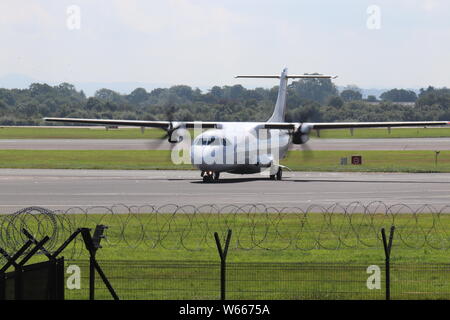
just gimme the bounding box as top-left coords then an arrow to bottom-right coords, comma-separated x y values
235,75 -> 281,79
287,75 -> 337,79
235,74 -> 337,79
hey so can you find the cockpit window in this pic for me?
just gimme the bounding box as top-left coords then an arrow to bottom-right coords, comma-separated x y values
195,136 -> 217,146
195,136 -> 230,146
207,137 -> 216,145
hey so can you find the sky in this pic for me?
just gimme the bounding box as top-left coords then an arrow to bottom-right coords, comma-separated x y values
1,0 -> 449,92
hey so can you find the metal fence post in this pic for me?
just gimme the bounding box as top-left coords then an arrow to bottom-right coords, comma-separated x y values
89,255 -> 95,300
214,229 -> 232,300
81,226 -> 118,300
381,226 -> 395,300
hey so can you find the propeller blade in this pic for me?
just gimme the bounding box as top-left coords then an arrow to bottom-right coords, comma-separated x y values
300,142 -> 314,160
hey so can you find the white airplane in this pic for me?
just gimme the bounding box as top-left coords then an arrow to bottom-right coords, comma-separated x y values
45,68 -> 449,182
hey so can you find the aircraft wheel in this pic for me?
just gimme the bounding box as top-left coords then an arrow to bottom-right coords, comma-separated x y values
269,174 -> 276,180
203,172 -> 215,183
276,167 -> 282,181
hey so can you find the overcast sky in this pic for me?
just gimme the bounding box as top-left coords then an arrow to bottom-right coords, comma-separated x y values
1,0 -> 449,90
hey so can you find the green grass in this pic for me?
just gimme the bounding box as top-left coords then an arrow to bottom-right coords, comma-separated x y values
0,150 -> 192,170
282,150 -> 450,173
2,126 -> 450,139
0,127 -> 167,139
1,149 -> 450,172
78,212 -> 450,264
11,212 -> 450,264
309,127 -> 450,139
8,212 -> 450,300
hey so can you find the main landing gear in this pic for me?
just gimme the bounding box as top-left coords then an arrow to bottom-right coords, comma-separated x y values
270,167 -> 282,181
201,171 -> 220,183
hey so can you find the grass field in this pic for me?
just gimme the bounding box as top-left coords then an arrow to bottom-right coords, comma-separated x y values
309,127 -> 450,139
7,212 -> 449,263
2,126 -> 450,139
7,212 -> 450,299
0,127 -> 167,139
1,149 -> 449,172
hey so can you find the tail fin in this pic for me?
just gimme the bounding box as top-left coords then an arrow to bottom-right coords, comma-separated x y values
235,69 -> 336,123
268,68 -> 289,122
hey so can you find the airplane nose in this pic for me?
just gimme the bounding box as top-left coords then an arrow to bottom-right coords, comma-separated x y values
191,146 -> 225,167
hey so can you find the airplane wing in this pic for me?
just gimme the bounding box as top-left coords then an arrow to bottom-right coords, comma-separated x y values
262,121 -> 450,130
45,117 -> 450,131
43,117 -> 220,129
306,121 -> 450,130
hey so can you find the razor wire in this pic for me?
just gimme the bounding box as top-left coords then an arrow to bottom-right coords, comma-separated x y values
2,202 -> 450,259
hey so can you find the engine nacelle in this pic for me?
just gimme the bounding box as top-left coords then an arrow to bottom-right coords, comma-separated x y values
292,123 -> 312,144
168,132 -> 183,143
168,135 -> 183,143
168,128 -> 185,143
292,131 -> 309,144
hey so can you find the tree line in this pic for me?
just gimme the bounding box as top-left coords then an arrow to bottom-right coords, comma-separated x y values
0,79 -> 449,125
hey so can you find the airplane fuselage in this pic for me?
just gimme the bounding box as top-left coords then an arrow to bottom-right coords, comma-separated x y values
190,122 -> 291,174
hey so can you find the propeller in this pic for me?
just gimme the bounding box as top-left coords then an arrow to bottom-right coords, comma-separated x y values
299,141 -> 314,160
289,123 -> 314,161
147,105 -> 183,151
161,105 -> 177,142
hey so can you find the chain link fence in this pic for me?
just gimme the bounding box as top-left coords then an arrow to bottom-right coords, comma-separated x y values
63,260 -> 450,300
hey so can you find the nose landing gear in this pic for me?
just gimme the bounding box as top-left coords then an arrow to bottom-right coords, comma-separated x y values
269,167 -> 283,181
201,171 -> 220,183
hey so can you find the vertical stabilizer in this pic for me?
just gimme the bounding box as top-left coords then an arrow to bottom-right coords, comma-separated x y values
267,68 -> 288,123
235,69 -> 335,123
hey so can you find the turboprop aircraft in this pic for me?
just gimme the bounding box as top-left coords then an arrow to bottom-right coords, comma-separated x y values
45,68 -> 450,182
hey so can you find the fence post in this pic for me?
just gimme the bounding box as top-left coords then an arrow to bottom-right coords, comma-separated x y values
381,226 -> 395,300
214,229 -> 232,301
81,226 -> 118,300
89,255 -> 95,300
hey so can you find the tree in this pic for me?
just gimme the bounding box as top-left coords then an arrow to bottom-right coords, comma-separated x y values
289,76 -> 338,104
0,89 -> 15,105
94,89 -> 123,103
380,89 -> 417,102
416,87 -> 450,108
127,88 -> 149,104
223,85 -> 245,100
327,96 -> 344,108
169,85 -> 193,100
85,97 -> 104,112
56,83 -> 76,94
29,83 -> 52,97
2,79 -> 450,125
366,95 -> 377,102
340,89 -> 362,102
149,88 -> 167,97
287,103 -> 322,122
